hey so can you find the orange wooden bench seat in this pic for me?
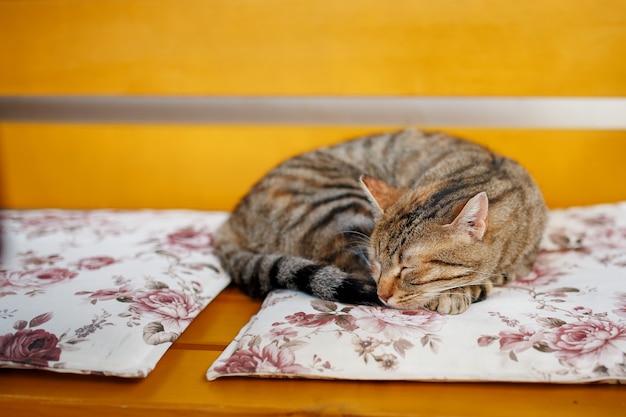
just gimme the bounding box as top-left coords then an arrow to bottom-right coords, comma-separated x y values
4,289 -> 626,417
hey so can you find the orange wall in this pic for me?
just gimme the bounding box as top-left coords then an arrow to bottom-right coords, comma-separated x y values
1,1 -> 624,210
1,125 -> 625,210
1,0 -> 625,96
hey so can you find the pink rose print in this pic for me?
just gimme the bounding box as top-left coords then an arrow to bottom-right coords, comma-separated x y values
513,258 -> 564,287
285,311 -> 335,327
131,288 -> 201,332
284,300 -> 357,331
547,320 -> 626,369
269,327 -> 298,340
166,227 -> 214,251
0,328 -> 61,367
613,301 -> 626,318
81,284 -> 135,302
3,268 -> 78,289
0,272 -> 10,289
17,212 -> 89,235
75,256 -> 116,270
572,306 -> 593,316
578,212 -> 614,227
352,336 -> 382,356
214,343 -> 309,375
585,227 -> 626,251
19,252 -> 63,268
351,306 -> 444,339
477,335 -> 498,347
613,294 -> 626,318
498,326 -> 545,353
378,353 -> 399,371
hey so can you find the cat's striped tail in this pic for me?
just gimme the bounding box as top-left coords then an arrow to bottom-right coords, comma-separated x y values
214,241 -> 381,306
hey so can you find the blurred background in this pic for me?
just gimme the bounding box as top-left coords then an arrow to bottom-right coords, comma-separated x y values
1,0 -> 625,210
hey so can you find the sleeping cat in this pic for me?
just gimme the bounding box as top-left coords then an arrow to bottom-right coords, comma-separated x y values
215,130 -> 547,314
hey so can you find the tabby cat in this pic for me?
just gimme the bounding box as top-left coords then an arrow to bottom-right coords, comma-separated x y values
215,130 -> 547,314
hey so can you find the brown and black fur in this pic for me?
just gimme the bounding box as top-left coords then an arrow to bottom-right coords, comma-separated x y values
215,130 -> 547,314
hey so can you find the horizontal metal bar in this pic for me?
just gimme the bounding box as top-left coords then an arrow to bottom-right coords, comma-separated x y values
0,96 -> 624,128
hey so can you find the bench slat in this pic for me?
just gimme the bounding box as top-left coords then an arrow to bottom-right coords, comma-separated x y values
174,287 -> 262,349
2,347 -> 626,417
1,124 -> 625,210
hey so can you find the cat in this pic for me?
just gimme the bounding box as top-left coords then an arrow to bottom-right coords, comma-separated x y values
214,129 -> 547,314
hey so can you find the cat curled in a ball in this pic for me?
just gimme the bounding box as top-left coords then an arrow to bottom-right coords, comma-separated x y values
215,130 -> 547,314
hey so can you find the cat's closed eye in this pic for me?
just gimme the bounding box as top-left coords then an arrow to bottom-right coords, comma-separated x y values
428,259 -> 466,268
399,266 -> 411,279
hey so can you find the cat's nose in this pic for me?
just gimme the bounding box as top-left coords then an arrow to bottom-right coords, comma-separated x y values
377,277 -> 394,304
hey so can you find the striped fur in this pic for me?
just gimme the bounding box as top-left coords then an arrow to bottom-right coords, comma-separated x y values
215,130 -> 547,314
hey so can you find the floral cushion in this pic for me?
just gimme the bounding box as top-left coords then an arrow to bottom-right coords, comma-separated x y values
0,210 -> 230,377
207,203 -> 626,383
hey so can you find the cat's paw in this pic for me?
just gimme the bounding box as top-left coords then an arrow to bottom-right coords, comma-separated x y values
426,285 -> 489,314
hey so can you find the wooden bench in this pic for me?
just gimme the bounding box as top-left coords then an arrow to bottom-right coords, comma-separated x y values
1,1 -> 625,415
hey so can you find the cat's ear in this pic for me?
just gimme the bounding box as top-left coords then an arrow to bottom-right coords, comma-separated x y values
360,175 -> 404,213
450,192 -> 489,241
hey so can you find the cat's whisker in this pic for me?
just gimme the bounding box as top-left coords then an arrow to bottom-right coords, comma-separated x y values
345,238 -> 372,248
338,230 -> 372,247
346,248 -> 371,266
340,230 -> 374,267
340,230 -> 371,240
342,240 -> 369,254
